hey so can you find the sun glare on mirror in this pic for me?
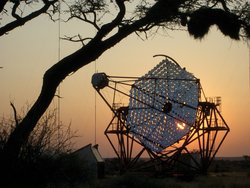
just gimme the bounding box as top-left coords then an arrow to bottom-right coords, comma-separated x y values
177,123 -> 186,130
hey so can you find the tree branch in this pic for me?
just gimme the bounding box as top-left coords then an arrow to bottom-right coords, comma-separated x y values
66,14 -> 100,31
61,35 -> 93,45
218,0 -> 229,12
0,0 -> 58,36
94,0 -> 126,41
11,0 -> 21,20
10,102 -> 19,127
0,0 -> 8,13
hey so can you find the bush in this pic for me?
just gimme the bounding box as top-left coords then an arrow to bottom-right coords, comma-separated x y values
0,107 -> 89,188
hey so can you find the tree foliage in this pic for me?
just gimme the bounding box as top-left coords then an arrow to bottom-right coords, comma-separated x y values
59,0 -> 249,40
1,0 -> 249,39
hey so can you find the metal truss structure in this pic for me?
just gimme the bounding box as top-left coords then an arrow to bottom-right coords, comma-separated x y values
92,56 -> 229,174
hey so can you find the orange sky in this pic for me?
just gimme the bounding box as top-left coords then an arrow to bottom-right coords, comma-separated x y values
0,14 -> 249,158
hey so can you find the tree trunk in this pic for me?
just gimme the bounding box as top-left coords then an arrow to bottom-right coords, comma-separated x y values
1,17 -> 147,168
0,40 -> 108,186
2,40 -> 99,161
0,0 -> 173,182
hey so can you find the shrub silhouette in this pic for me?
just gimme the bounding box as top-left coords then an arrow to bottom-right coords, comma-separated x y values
0,108 -> 89,188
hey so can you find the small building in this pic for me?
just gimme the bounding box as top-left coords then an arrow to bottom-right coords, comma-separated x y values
73,144 -> 105,178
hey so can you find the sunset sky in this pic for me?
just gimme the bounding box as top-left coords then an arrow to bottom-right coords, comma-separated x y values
0,12 -> 249,158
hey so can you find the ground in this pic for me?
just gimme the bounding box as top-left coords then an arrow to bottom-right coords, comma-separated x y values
47,157 -> 250,188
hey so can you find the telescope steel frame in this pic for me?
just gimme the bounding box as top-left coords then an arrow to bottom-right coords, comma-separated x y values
93,73 -> 229,174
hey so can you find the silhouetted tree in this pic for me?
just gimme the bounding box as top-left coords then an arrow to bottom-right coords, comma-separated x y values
1,0 -> 249,185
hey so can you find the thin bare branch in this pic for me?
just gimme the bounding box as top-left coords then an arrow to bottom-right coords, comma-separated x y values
11,1 -> 21,20
10,102 -> 19,127
66,14 -> 100,30
78,34 -> 85,46
61,35 -> 93,44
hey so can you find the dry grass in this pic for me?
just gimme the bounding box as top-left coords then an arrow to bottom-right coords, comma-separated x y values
45,158 -> 250,188
59,171 -> 250,188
